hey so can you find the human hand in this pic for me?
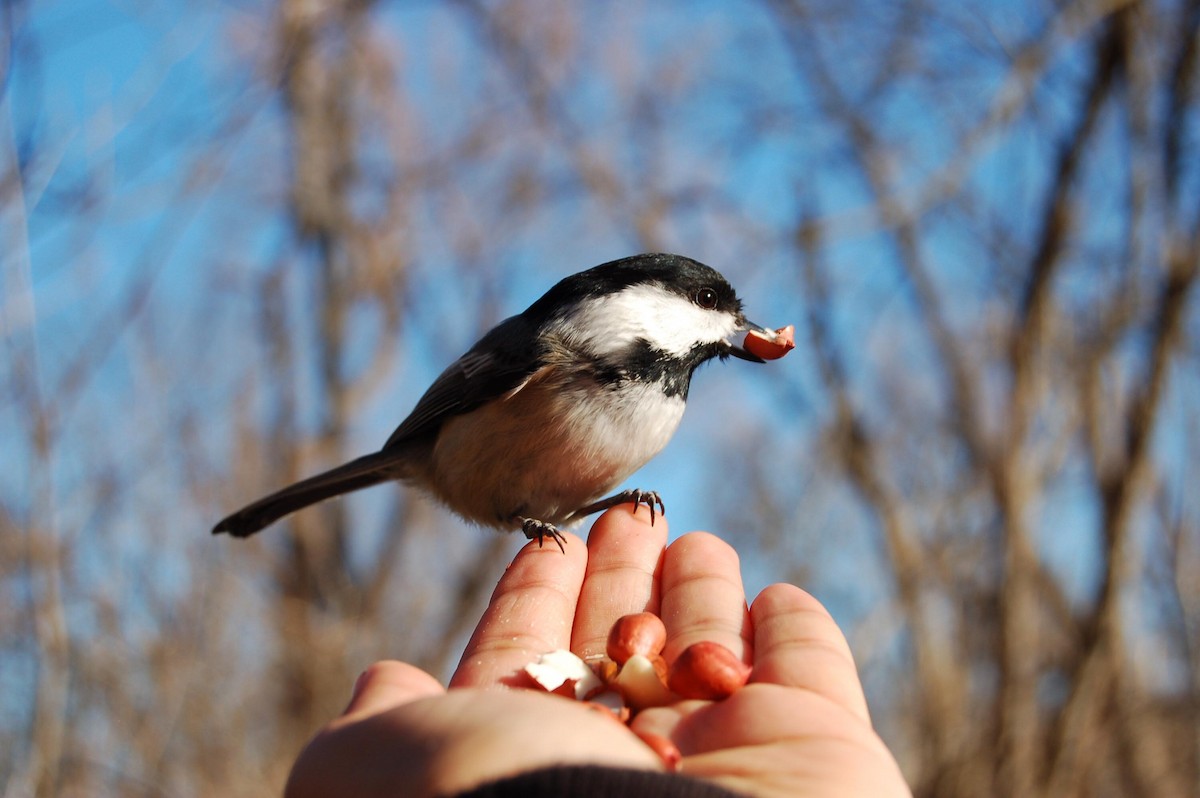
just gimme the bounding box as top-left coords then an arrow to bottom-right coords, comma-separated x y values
285,506 -> 911,797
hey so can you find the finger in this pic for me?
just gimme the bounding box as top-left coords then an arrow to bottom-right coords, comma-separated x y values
658,532 -> 752,663
638,684 -> 907,796
571,505 -> 668,659
749,583 -> 871,724
287,663 -> 448,798
340,660 -> 444,721
451,532 -> 589,688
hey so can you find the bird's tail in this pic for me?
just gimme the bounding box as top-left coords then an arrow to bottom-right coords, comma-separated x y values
212,451 -> 399,538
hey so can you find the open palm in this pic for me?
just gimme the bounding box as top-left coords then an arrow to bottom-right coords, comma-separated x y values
286,506 -> 910,797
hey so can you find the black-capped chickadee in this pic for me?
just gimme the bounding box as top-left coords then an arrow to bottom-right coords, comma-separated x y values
213,253 -> 773,550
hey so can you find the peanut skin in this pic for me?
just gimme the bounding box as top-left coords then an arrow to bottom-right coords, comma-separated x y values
607,612 -> 668,665
744,324 -> 796,360
633,730 -> 682,772
667,641 -> 752,700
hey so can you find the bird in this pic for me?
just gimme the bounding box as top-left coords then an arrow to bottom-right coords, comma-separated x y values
213,253 -> 773,551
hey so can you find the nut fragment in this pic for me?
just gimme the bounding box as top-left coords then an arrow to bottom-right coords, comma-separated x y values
524,649 -> 603,699
607,612 -> 668,665
614,653 -> 674,710
592,657 -> 620,685
585,690 -> 631,723
667,641 -> 752,700
744,324 -> 796,360
633,730 -> 681,772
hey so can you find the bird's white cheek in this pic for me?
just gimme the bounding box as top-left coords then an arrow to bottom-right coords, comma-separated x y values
550,285 -> 739,358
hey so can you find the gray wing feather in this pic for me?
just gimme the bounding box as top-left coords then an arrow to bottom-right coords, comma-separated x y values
383,315 -> 543,450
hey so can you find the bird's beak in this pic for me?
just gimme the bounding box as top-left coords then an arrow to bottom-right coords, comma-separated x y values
728,319 -> 770,363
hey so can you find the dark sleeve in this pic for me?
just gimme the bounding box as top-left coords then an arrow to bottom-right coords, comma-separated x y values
447,764 -> 747,798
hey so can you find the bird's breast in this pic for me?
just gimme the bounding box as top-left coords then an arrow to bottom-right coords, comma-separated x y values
427,370 -> 686,529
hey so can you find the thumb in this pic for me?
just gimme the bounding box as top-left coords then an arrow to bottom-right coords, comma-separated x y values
342,660 -> 445,720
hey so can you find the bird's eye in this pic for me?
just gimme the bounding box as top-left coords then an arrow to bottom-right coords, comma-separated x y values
695,287 -> 719,309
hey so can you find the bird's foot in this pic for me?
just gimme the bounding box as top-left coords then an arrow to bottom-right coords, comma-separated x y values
576,489 -> 666,526
520,518 -> 568,554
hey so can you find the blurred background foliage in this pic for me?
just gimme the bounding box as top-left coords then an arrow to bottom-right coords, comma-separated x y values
2,0 -> 1198,795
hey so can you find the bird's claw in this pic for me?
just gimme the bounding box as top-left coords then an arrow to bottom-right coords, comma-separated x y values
627,489 -> 665,525
519,490 -> 666,553
575,488 -> 666,525
521,518 -> 567,554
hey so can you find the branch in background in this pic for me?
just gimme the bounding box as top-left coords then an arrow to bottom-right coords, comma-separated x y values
994,14 -> 1125,795
796,206 -> 964,781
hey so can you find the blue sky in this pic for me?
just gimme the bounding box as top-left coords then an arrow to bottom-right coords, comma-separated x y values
5,0 -> 1198,734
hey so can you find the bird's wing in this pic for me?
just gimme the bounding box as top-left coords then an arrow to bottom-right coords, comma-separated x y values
383,315 -> 545,450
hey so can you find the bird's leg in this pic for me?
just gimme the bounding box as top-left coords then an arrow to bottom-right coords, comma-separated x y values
575,489 -> 665,526
519,518 -> 568,554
